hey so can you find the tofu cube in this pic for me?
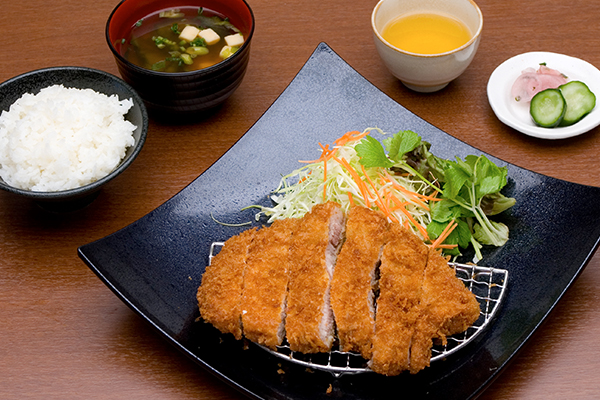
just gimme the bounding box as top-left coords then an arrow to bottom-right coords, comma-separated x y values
179,25 -> 200,42
224,33 -> 244,47
198,28 -> 221,46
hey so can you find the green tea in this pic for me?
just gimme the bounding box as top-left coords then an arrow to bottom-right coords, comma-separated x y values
382,13 -> 471,54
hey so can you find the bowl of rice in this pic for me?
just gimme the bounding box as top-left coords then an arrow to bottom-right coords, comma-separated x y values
0,66 -> 148,211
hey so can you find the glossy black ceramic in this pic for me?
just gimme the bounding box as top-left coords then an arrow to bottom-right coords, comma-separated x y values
106,0 -> 255,119
78,43 -> 600,399
0,66 -> 148,212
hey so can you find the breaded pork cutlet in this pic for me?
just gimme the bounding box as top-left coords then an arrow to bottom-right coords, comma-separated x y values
241,218 -> 300,349
285,201 -> 346,353
369,224 -> 429,376
331,206 -> 389,359
408,249 -> 481,374
197,228 -> 256,340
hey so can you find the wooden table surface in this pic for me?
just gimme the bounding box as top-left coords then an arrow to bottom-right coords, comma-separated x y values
1,0 -> 599,399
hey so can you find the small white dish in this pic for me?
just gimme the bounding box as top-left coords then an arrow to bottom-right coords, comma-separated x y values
487,51 -> 600,139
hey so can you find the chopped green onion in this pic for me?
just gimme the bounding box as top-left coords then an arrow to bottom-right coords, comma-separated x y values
151,60 -> 166,71
190,37 -> 206,47
186,46 -> 209,56
159,9 -> 184,18
180,53 -> 194,65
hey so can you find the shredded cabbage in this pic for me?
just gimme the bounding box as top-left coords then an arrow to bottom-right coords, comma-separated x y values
253,128 -> 435,240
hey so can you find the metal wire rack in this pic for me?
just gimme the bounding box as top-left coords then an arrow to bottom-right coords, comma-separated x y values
209,243 -> 509,377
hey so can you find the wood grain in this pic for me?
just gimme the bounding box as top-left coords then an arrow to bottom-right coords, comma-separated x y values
1,0 -> 599,399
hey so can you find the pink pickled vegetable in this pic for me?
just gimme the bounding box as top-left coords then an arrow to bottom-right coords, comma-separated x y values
511,65 -> 568,102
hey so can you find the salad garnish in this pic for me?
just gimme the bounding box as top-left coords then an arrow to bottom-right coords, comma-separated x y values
252,128 -> 515,261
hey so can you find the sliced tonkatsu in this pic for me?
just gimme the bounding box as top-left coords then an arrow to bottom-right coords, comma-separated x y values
285,201 -> 346,353
330,206 -> 389,359
241,218 -> 300,349
196,228 -> 256,340
197,202 -> 482,375
408,248 -> 481,374
369,223 -> 429,376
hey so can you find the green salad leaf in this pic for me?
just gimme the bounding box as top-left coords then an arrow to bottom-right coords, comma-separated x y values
354,136 -> 393,168
356,129 -> 515,260
254,128 -> 515,261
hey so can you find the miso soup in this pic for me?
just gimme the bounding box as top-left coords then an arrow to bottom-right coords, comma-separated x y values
121,7 -> 244,73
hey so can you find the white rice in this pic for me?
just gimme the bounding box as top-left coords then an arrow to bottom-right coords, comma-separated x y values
0,84 -> 137,192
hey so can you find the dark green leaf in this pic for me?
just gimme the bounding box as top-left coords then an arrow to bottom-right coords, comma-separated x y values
430,199 -> 457,222
475,156 -> 508,198
443,163 -> 470,199
426,219 -> 471,252
384,130 -> 422,162
480,192 -> 516,215
355,136 -> 394,168
473,220 -> 509,245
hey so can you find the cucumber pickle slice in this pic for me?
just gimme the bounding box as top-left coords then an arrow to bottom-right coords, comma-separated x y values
530,88 -> 566,128
558,80 -> 596,126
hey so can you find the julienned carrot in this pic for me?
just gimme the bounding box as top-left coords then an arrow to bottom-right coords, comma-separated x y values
332,155 -> 373,208
289,128 -> 442,243
334,130 -> 371,147
431,220 -> 458,250
360,165 -> 400,224
435,244 -> 458,249
381,173 -> 431,211
383,170 -> 440,204
298,142 -> 337,164
347,191 -> 356,206
300,130 -> 377,202
297,143 -> 336,201
386,192 -> 430,239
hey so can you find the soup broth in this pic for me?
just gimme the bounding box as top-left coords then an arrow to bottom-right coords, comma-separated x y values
122,7 -> 243,72
382,13 -> 471,55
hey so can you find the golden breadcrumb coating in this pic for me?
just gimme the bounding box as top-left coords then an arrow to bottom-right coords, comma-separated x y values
196,203 -> 481,376
285,202 -> 345,353
241,218 -> 300,349
330,206 -> 389,359
408,249 -> 481,374
196,228 -> 256,340
369,223 -> 428,376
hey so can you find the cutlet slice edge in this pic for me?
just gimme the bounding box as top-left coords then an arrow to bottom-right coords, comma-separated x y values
285,202 -> 346,353
330,206 -> 389,359
241,218 -> 300,349
368,224 -> 429,376
407,248 -> 481,374
197,227 -> 257,340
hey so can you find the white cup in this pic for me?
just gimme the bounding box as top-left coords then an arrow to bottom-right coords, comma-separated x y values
372,0 -> 483,92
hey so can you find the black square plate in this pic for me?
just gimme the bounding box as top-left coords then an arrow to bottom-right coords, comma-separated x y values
78,43 -> 600,400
